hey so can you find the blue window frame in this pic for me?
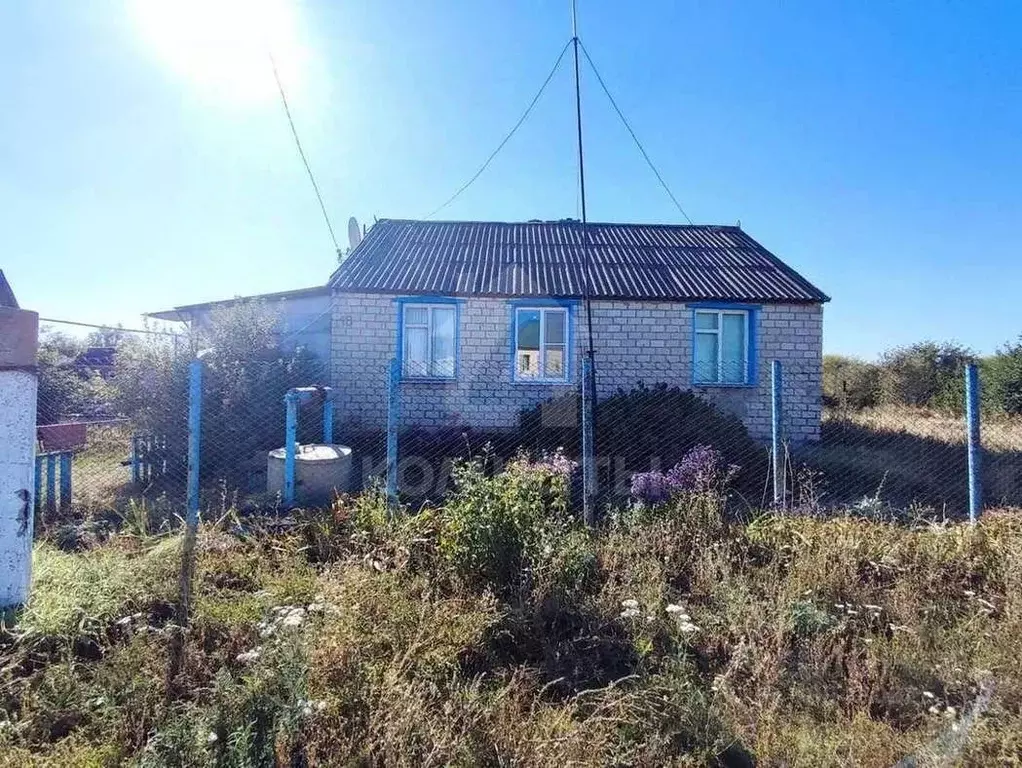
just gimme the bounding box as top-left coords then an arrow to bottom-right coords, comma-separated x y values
509,299 -> 577,383
690,302 -> 759,386
394,296 -> 461,380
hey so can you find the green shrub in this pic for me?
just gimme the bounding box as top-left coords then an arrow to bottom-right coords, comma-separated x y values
983,337 -> 1022,415
823,354 -> 880,409
878,341 -> 974,412
115,300 -> 327,489
519,383 -> 767,500
437,452 -> 574,594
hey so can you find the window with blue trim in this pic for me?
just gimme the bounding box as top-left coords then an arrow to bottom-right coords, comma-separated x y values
514,306 -> 568,381
694,308 -> 750,384
402,303 -> 456,378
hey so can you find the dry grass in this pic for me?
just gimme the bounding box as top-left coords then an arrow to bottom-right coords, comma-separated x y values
803,406 -> 1022,513
4,486 -> 1022,766
825,404 -> 1022,452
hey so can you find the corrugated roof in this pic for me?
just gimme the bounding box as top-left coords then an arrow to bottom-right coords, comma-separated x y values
147,285 -> 329,322
329,219 -> 829,303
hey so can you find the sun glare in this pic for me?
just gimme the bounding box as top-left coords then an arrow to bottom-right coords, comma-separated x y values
128,0 -> 308,106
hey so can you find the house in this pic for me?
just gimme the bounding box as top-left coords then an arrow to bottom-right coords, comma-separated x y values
328,219 -> 829,445
149,285 -> 332,361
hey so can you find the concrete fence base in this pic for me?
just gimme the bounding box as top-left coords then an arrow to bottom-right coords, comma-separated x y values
0,307 -> 39,611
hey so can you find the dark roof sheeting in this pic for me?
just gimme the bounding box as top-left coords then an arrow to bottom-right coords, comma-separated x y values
329,220 -> 829,303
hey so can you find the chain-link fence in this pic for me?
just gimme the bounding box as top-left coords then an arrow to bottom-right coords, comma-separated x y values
33,314 -> 1022,527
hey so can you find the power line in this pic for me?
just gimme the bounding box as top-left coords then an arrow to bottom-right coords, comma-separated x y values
579,41 -> 694,225
39,317 -> 180,337
268,51 -> 341,255
426,39 -> 573,219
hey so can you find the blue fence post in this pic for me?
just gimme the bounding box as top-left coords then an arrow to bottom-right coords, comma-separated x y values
581,354 -> 597,527
771,360 -> 784,509
386,358 -> 400,509
965,363 -> 983,523
34,455 -> 43,514
59,452 -> 72,514
322,397 -> 334,444
186,359 -> 203,526
45,453 -> 56,517
283,392 -> 299,506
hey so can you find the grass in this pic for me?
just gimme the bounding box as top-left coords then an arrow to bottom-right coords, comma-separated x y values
801,405 -> 1022,514
4,460 -> 1022,766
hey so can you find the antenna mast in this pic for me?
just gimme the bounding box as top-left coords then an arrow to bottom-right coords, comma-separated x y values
571,0 -> 595,360
572,0 -> 597,526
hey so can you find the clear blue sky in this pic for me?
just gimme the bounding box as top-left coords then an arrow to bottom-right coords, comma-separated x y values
3,1 -> 1020,358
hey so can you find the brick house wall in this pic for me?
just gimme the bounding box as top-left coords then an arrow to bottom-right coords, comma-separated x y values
330,291 -> 823,445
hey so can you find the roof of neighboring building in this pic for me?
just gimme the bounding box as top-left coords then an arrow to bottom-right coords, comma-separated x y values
328,219 -> 829,303
147,285 -> 330,322
0,269 -> 19,308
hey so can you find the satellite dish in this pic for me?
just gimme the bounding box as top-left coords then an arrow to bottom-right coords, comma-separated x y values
348,217 -> 362,250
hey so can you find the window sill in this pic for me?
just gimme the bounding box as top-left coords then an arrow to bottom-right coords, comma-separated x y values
692,381 -> 758,389
400,377 -> 459,385
512,378 -> 575,386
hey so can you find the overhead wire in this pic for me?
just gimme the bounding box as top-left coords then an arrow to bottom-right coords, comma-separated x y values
268,51 -> 342,255
426,38 -> 573,219
579,41 -> 694,225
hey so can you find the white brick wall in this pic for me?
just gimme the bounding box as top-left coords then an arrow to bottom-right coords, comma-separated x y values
331,292 -> 823,445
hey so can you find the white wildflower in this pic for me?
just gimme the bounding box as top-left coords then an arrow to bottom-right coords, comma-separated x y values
620,598 -> 639,610
944,706 -> 957,719
315,700 -> 327,713
928,705 -> 941,715
282,608 -> 306,628
922,691 -> 936,700
307,602 -> 325,614
236,649 -> 261,664
619,607 -> 641,619
207,732 -> 218,743
678,621 -> 699,634
665,603 -> 686,614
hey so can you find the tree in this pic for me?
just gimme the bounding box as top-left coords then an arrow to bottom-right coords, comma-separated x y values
823,354 -> 880,410
878,341 -> 974,411
36,329 -> 112,424
983,337 -> 1022,415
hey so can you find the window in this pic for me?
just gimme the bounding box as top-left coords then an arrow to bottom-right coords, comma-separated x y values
693,308 -> 750,384
514,306 -> 569,381
402,303 -> 456,378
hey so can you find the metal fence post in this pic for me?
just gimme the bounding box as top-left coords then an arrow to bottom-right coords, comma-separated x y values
170,357 -> 204,691
323,397 -> 334,444
59,452 -> 72,515
386,358 -> 400,508
581,354 -> 597,527
965,363 -> 982,523
283,392 -> 298,506
186,359 -> 203,524
771,360 -> 784,509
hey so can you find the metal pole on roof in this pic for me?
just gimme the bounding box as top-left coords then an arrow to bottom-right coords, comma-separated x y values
572,0 -> 598,526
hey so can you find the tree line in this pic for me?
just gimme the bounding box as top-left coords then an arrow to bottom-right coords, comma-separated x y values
824,338 -> 1022,415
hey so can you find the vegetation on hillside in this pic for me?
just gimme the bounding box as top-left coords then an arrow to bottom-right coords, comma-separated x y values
3,456 -> 1021,766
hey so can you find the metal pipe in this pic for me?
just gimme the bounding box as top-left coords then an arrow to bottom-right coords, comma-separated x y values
283,392 -> 298,506
771,360 -> 784,509
965,363 -> 983,523
186,359 -> 203,523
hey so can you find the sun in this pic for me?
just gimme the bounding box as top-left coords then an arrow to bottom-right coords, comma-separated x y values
128,0 -> 308,106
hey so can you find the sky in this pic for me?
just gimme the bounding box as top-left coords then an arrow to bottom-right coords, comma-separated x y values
2,0 -> 1021,358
